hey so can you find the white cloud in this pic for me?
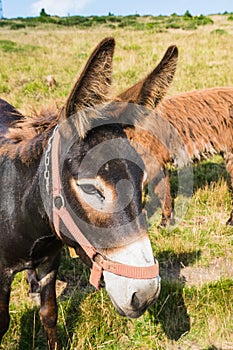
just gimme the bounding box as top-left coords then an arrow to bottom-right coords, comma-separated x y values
31,0 -> 95,17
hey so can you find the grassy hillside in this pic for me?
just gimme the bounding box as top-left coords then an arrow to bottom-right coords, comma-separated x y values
0,13 -> 233,350
0,11 -> 214,31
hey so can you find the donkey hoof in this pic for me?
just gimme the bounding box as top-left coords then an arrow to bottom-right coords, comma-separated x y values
158,213 -> 175,228
157,219 -> 168,228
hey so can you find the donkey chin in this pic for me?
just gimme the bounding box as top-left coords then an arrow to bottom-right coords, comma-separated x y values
102,235 -> 161,318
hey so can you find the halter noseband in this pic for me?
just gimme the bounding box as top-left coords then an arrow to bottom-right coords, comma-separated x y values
49,126 -> 159,290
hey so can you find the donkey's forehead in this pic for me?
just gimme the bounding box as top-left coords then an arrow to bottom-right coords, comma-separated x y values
98,157 -> 144,182
72,147 -> 145,183
86,123 -> 126,142
68,126 -> 145,181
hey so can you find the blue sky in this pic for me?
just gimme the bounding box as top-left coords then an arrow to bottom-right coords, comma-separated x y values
2,0 -> 233,19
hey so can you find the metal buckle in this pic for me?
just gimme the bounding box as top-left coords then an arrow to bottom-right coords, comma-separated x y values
54,195 -> 65,209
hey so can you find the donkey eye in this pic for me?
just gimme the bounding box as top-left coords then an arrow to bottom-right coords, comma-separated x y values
78,184 -> 105,201
79,184 -> 98,195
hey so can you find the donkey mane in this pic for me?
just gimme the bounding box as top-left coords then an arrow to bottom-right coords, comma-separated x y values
0,98 -> 155,165
0,106 -> 60,164
0,102 -> 125,164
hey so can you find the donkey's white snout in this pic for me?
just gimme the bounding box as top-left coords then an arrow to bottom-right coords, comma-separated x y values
103,235 -> 161,318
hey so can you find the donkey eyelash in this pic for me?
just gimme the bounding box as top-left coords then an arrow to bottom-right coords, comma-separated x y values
77,182 -> 105,200
78,184 -> 96,194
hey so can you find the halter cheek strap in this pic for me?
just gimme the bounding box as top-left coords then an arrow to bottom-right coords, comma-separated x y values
50,127 -> 159,290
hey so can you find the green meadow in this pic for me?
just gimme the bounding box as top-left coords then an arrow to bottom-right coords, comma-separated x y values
0,12 -> 233,350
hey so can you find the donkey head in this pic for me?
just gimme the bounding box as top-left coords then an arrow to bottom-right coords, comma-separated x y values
50,38 -> 178,318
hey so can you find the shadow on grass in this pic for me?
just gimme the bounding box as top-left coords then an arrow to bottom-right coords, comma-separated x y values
56,285 -> 93,349
18,306 -> 47,350
169,159 -> 230,199
148,250 -> 201,341
145,159 -> 230,226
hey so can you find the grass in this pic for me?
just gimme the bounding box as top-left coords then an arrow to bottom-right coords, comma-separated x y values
0,13 -> 233,350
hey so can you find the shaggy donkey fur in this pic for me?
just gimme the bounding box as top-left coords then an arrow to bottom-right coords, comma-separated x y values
119,63 -> 233,226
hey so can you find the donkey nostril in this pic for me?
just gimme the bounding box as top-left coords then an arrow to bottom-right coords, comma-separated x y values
131,292 -> 140,309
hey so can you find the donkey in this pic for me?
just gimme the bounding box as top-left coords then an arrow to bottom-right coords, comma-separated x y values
119,56 -> 233,226
0,38 -> 178,349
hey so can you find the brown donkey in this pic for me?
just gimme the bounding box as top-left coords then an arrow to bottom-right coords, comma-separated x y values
119,51 -> 233,226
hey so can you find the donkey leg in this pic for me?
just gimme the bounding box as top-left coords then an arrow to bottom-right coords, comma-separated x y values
154,171 -> 174,227
37,257 -> 61,350
225,151 -> 233,225
0,270 -> 13,343
26,269 -> 40,294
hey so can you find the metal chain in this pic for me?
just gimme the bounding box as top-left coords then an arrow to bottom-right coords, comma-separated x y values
44,125 -> 58,194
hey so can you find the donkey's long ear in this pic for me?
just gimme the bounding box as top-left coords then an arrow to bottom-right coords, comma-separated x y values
64,37 -> 115,118
118,45 -> 178,109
